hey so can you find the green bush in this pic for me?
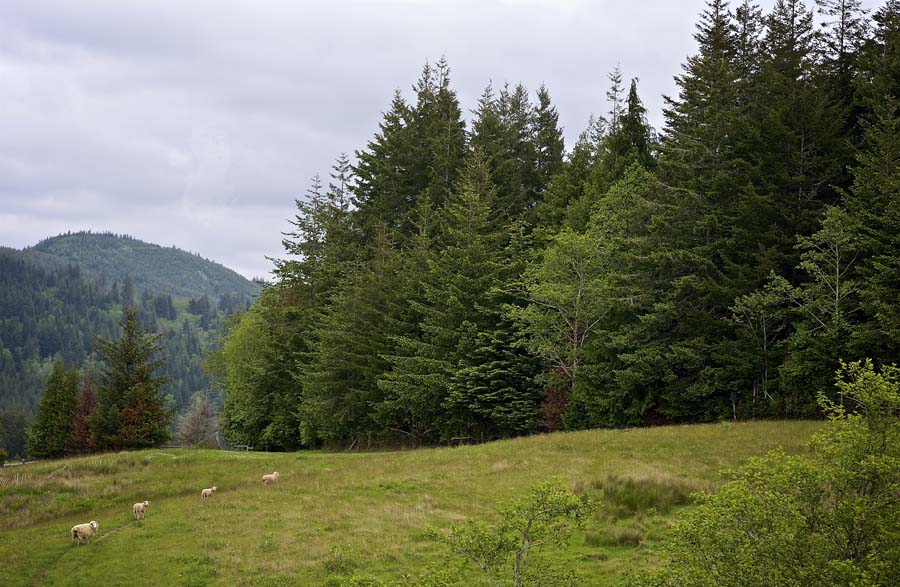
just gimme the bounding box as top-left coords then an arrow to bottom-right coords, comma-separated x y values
0,448 -> 7,467
431,480 -> 593,587
631,360 -> 900,587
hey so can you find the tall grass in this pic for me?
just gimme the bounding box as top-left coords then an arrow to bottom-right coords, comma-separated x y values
0,421 -> 820,587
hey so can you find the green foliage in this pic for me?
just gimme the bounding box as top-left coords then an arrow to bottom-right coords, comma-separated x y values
0,447 -> 8,467
432,480 -> 593,587
631,360 -> 900,587
0,405 -> 29,460
31,231 -> 260,299
379,154 -> 541,443
91,307 -> 172,450
0,239 -> 252,457
216,1 -> 900,445
215,304 -> 301,450
25,358 -> 79,458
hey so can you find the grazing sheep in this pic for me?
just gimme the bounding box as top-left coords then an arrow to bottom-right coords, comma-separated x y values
132,500 -> 150,519
261,472 -> 280,485
200,486 -> 217,498
71,520 -> 99,544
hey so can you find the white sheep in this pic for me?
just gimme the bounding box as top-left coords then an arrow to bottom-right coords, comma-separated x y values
71,520 -> 99,544
132,500 -> 150,519
261,472 -> 280,485
200,486 -> 217,498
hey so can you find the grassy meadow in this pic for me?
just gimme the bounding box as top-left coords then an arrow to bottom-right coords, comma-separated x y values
0,421 -> 821,586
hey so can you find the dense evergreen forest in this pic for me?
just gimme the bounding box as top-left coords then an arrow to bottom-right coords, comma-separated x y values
32,232 -> 261,299
0,235 -> 256,457
212,0 -> 900,451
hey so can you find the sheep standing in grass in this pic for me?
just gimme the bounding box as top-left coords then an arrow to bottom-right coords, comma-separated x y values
71,521 -> 99,544
262,472 -> 280,485
201,486 -> 217,498
132,500 -> 150,519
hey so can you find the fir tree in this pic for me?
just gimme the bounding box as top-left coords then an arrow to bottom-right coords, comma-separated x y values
67,363 -> 97,454
380,153 -> 539,441
300,230 -> 406,446
91,307 -> 171,450
25,358 -> 78,458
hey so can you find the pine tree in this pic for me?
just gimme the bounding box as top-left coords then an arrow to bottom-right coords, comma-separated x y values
533,116 -> 605,232
25,358 -> 79,458
847,102 -> 900,357
300,230 -> 406,446
756,0 -> 848,272
379,154 -> 539,441
816,0 -> 870,100
529,85 -> 565,217
353,91 -> 417,238
67,363 -> 97,454
353,59 -> 467,241
593,78 -> 656,188
91,307 -> 171,450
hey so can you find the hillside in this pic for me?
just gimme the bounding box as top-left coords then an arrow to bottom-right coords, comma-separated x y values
30,232 -> 261,300
0,239 -> 257,457
0,421 -> 820,586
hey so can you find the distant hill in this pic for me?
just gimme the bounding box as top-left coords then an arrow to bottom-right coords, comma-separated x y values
0,234 -> 260,457
29,232 -> 261,299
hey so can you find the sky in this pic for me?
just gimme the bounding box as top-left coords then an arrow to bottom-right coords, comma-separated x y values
0,0 -> 880,279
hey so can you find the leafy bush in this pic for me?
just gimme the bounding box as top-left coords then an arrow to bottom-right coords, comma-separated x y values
431,480 -> 594,586
0,448 -> 7,467
631,360 -> 900,587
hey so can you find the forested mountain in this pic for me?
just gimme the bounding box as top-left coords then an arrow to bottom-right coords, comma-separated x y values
30,232 -> 261,299
0,237 -> 257,457
212,0 -> 900,451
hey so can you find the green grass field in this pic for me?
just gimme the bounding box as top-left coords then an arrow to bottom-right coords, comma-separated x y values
0,421 -> 820,586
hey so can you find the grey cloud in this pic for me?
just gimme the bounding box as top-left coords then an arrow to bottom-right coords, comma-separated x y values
0,0 -> 880,278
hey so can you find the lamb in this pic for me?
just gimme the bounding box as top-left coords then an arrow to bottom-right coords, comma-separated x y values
261,472 -> 280,485
71,520 -> 99,544
200,486 -> 217,498
132,500 -> 150,519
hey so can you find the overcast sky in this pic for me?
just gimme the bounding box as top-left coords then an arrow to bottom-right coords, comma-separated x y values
0,0 -> 880,279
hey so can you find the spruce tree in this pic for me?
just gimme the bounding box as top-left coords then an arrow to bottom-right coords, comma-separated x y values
25,358 -> 78,458
533,116 -> 605,232
67,363 -> 97,454
91,307 -> 171,450
379,153 -> 539,441
529,85 -> 565,216
300,230 -> 406,446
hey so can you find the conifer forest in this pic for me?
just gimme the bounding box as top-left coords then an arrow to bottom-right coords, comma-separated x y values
208,0 -> 900,450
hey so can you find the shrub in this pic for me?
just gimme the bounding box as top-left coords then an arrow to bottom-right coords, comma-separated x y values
631,360 -> 900,587
431,480 -> 594,587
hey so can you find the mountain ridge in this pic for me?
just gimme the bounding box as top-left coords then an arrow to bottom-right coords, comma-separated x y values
26,231 -> 261,300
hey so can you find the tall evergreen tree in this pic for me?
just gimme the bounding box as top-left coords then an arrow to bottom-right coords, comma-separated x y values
529,85 -> 566,216
25,358 -> 78,458
353,59 -> 466,241
67,363 -> 97,454
91,307 -> 171,450
300,230 -> 407,446
379,154 -> 539,441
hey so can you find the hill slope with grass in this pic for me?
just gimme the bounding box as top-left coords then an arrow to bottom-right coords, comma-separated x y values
0,421 -> 820,587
